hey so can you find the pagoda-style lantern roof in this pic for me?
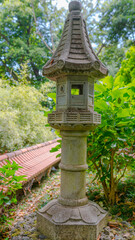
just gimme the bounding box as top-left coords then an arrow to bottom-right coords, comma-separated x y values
43,1 -> 108,80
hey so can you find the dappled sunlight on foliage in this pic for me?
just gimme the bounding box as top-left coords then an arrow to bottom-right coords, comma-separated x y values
0,79 -> 56,153
86,171 -> 135,223
0,160 -> 26,237
39,80 -> 56,109
116,46 -> 135,85
87,47 -> 135,205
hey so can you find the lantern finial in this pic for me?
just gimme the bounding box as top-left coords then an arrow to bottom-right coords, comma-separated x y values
69,1 -> 82,12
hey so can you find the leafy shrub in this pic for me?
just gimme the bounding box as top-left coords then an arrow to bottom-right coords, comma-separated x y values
87,47 -> 135,205
0,79 -> 56,153
48,47 -> 135,206
0,160 -> 26,235
86,172 -> 135,222
110,174 -> 135,221
116,46 -> 135,85
39,80 -> 56,109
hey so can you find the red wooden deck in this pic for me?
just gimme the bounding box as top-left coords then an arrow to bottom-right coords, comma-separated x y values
0,139 -> 61,193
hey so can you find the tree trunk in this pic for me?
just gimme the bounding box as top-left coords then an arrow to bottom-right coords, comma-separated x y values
109,150 -> 115,205
1,60 -> 18,81
30,61 -> 41,82
50,20 -> 55,52
97,43 -> 106,56
102,180 -> 109,202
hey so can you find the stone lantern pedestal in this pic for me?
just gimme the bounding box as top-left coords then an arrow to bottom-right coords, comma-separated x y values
37,1 -> 108,239
37,130 -> 108,240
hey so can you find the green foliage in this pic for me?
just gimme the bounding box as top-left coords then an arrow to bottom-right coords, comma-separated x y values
97,0 -> 135,44
0,160 -> 26,207
0,0 -> 134,84
0,78 -> 56,153
91,0 -> 135,75
39,80 -> 56,109
87,47 -> 135,205
116,46 -> 135,84
99,45 -> 125,77
0,160 -> 26,232
110,174 -> 135,221
15,61 -> 31,85
50,139 -> 61,158
86,172 -> 135,221
0,0 -> 66,85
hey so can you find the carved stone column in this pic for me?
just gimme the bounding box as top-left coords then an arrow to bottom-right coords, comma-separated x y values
59,130 -> 88,207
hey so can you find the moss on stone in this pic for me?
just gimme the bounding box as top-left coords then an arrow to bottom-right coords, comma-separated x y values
11,229 -> 21,237
34,220 -> 37,224
24,231 -> 30,235
29,232 -> 38,239
20,223 -> 24,228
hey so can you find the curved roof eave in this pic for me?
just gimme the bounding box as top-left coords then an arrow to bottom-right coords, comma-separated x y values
43,1 -> 108,80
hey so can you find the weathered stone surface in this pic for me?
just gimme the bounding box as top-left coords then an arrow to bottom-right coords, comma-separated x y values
38,234 -> 47,239
37,1 -> 109,240
37,199 -> 108,240
48,110 -> 101,127
37,129 -> 108,240
100,233 -> 110,240
110,232 -> 114,239
115,235 -> 124,240
10,212 -> 135,240
38,199 -> 107,224
104,226 -> 110,236
42,0 -> 108,80
122,221 -> 132,228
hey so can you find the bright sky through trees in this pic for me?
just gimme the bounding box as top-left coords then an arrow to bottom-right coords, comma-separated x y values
53,0 -> 97,9
55,0 -> 68,9
53,0 -> 68,9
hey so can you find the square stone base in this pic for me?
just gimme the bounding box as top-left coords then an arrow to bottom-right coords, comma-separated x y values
37,200 -> 108,240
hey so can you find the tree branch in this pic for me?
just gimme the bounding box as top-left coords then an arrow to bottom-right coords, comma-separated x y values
0,32 -> 10,44
93,160 -> 109,200
116,160 -> 129,184
50,19 -> 55,52
30,60 -> 41,82
1,60 -> 18,81
97,43 -> 106,56
31,2 -> 53,53
26,16 -> 31,47
109,149 -> 115,205
88,151 -> 109,201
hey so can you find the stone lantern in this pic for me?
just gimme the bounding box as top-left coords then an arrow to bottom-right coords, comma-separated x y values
37,1 -> 108,240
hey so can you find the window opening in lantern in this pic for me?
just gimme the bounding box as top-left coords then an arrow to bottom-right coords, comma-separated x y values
71,84 -> 83,95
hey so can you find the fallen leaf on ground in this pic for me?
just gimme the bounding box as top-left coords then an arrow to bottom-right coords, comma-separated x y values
97,233 -> 101,240
109,221 -> 119,227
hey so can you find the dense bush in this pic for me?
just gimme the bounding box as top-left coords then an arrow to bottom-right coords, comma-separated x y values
0,79 -> 56,153
87,47 -> 135,205
50,47 -> 135,206
0,160 -> 26,236
0,160 -> 26,209
39,80 -> 56,109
